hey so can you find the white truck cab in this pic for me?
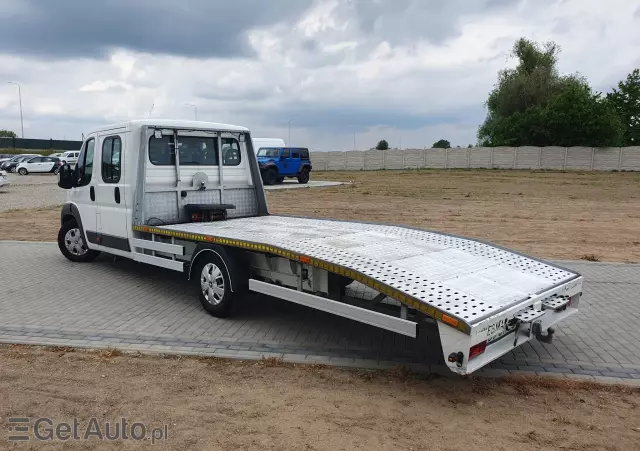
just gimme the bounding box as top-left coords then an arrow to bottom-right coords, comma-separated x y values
56,119 -> 583,375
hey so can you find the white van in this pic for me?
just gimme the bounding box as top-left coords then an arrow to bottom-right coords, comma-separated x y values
61,150 -> 81,167
251,137 -> 285,154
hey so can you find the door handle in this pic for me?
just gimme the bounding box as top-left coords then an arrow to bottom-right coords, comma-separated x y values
90,186 -> 95,201
114,187 -> 120,204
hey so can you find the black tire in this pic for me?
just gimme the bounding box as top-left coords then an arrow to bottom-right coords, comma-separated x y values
263,168 -> 277,185
297,168 -> 310,184
194,252 -> 237,317
18,168 -> 27,175
58,220 -> 101,263
276,177 -> 284,184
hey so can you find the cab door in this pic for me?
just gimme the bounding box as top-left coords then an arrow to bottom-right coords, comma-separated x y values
94,131 -> 130,252
68,136 -> 98,241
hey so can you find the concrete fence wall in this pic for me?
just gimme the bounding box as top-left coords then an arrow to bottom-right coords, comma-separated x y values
310,147 -> 640,172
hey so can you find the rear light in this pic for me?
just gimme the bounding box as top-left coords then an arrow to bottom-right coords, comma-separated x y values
469,340 -> 487,360
441,314 -> 459,328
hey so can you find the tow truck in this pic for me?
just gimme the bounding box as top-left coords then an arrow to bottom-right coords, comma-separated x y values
56,119 -> 582,375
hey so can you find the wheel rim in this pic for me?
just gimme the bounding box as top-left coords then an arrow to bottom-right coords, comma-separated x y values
19,169 -> 26,175
200,263 -> 225,305
64,228 -> 88,256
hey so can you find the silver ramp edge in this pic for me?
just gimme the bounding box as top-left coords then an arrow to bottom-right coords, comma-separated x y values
249,279 -> 417,338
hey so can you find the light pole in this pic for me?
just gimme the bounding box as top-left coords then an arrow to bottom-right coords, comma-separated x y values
7,82 -> 24,138
288,119 -> 292,144
185,103 -> 197,120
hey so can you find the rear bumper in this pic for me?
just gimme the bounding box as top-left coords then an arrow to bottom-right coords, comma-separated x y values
438,276 -> 583,375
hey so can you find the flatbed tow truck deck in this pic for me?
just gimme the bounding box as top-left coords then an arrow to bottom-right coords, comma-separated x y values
134,215 -> 583,374
56,119 -> 583,375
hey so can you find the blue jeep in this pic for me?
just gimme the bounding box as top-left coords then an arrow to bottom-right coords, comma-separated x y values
256,147 -> 312,185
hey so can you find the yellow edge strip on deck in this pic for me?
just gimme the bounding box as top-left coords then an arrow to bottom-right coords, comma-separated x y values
133,225 -> 471,334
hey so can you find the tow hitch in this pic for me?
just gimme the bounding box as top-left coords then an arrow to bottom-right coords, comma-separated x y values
532,322 -> 555,344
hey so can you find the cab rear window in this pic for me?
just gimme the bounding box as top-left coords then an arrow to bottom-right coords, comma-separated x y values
149,135 -> 219,166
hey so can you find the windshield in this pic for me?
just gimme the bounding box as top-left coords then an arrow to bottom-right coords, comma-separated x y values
257,148 -> 280,157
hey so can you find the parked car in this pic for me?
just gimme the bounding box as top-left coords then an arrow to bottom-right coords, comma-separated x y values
60,150 -> 80,166
0,170 -> 9,188
257,147 -> 312,185
49,152 -> 65,158
16,156 -> 61,175
0,154 -> 40,173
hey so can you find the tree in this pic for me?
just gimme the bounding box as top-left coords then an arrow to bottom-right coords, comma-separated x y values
607,68 -> 640,146
432,139 -> 451,148
0,130 -> 17,138
467,144 -> 473,148
376,139 -> 389,150
478,38 -> 622,147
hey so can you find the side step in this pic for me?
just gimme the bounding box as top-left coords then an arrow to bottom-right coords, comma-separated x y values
249,279 -> 418,338
132,252 -> 184,272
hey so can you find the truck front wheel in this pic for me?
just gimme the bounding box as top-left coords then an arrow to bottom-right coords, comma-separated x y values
195,253 -> 236,317
57,220 -> 100,263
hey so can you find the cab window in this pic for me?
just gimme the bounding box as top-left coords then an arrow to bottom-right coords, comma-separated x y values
102,136 -> 122,183
75,138 -> 95,187
281,149 -> 290,158
149,135 -> 218,166
221,138 -> 241,166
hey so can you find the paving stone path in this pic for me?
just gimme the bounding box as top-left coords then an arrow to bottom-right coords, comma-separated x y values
1,241 -> 639,384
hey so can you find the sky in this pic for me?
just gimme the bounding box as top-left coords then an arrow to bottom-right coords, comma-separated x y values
1,0 -> 639,150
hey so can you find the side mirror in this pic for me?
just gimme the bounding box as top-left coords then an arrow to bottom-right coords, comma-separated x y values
57,163 -> 74,189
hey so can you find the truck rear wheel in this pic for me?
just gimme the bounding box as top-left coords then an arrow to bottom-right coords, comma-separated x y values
57,220 -> 100,263
195,252 -> 236,317
297,168 -> 310,184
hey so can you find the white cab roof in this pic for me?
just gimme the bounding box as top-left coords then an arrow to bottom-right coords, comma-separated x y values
90,119 -> 250,135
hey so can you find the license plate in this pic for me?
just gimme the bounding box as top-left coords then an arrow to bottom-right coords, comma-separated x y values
486,320 -> 517,344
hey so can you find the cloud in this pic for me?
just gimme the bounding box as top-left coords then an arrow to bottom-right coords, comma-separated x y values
1,0 -> 313,59
0,0 -> 639,150
79,80 -> 133,92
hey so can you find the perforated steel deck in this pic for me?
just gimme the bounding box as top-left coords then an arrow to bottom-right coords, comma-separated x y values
155,216 -> 580,328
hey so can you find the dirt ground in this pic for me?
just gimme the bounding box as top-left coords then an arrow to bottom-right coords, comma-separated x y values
0,345 -> 638,451
3,169 -> 638,262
